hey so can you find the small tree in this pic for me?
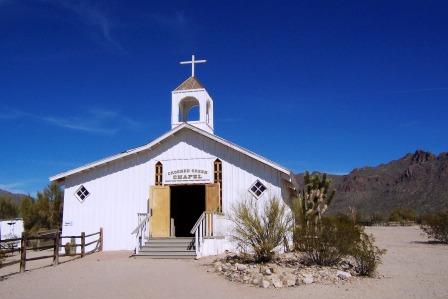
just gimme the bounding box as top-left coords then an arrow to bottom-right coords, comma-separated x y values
230,197 -> 291,262
0,196 -> 19,219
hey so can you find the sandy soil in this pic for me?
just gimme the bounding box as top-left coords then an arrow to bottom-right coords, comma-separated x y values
0,226 -> 447,299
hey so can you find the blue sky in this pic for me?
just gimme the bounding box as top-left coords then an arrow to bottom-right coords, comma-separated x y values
1,0 -> 447,195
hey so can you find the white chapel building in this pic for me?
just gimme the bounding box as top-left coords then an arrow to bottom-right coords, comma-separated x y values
50,56 -> 296,258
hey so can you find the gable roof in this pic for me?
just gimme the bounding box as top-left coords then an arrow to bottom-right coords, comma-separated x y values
50,123 -> 292,181
174,76 -> 205,91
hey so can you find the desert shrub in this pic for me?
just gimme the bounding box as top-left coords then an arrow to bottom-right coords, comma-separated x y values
296,216 -> 362,266
420,211 -> 448,243
64,238 -> 76,255
352,233 -> 386,277
370,212 -> 387,225
0,250 -> 4,266
230,197 -> 291,263
388,208 -> 416,223
296,216 -> 386,273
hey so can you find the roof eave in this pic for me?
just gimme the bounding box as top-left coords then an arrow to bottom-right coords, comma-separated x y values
49,123 -> 292,181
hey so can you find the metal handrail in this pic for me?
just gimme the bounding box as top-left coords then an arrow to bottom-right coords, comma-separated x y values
190,211 -> 214,258
190,212 -> 206,234
131,213 -> 149,254
131,213 -> 149,235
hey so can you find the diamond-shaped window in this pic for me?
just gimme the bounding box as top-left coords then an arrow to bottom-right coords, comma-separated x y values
249,180 -> 267,198
75,185 -> 90,202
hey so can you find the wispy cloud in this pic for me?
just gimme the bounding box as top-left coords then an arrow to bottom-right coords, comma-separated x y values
147,11 -> 193,43
388,87 -> 448,95
43,0 -> 123,52
0,180 -> 37,195
0,107 -> 140,135
148,11 -> 187,31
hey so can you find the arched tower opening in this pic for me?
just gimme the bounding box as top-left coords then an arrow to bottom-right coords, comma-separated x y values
178,96 -> 200,122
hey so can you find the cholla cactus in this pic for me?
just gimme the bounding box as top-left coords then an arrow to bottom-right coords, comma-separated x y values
292,172 -> 336,231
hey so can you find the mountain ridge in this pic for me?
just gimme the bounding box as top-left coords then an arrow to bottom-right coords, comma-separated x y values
295,150 -> 448,216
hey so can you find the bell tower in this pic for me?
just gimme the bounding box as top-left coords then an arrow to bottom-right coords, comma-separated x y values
171,55 -> 214,134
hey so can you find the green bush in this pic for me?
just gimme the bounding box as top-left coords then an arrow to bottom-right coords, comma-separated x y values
388,208 -> 416,223
420,211 -> 448,243
64,238 -> 76,255
0,250 -> 4,266
370,212 -> 387,225
230,197 -> 291,263
352,233 -> 386,277
295,216 -> 386,275
296,216 -> 362,266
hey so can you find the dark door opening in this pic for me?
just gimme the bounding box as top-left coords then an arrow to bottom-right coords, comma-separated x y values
170,185 -> 205,237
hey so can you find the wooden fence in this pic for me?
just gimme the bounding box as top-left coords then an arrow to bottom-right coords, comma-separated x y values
0,228 -> 103,273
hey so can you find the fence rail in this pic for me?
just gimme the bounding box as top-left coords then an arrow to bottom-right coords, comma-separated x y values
0,227 -> 103,273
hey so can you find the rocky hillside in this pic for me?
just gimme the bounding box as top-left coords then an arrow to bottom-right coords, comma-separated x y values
295,150 -> 448,216
0,189 -> 27,205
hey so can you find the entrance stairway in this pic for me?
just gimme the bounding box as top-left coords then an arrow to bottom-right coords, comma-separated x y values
134,237 -> 196,259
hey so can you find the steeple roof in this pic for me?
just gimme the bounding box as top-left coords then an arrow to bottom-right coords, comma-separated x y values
174,76 -> 205,91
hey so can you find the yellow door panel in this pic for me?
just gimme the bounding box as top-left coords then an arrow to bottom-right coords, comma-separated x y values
150,186 -> 170,237
205,183 -> 220,212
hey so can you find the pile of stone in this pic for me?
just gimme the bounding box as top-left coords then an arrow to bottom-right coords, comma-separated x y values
210,253 -> 355,289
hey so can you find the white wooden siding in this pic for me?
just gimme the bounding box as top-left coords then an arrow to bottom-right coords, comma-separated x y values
62,129 -> 288,251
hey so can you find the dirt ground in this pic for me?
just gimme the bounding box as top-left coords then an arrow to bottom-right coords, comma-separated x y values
0,226 -> 447,299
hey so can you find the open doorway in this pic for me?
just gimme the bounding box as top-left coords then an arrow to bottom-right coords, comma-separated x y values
170,185 -> 205,237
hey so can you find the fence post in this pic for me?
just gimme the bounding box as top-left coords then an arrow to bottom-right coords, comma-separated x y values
53,232 -> 60,266
20,232 -> 27,273
81,232 -> 85,258
99,227 -> 103,252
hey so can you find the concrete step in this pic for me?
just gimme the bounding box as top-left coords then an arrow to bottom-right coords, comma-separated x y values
135,251 -> 196,259
137,250 -> 195,256
140,246 -> 195,252
145,238 -> 193,243
141,244 -> 194,249
134,254 -> 195,259
134,237 -> 196,259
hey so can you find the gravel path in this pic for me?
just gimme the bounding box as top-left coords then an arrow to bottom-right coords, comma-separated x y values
1,226 -> 447,299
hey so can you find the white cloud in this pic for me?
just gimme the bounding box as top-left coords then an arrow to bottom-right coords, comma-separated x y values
0,181 -> 30,195
43,0 -> 123,51
0,107 -> 141,135
149,11 -> 187,30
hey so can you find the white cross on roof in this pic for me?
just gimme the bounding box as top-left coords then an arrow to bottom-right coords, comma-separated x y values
180,54 -> 206,77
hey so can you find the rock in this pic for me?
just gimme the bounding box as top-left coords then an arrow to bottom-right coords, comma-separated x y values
236,263 -> 248,271
337,270 -> 352,280
261,280 -> 271,288
242,275 -> 250,283
221,264 -> 230,271
230,273 -> 239,280
252,277 -> 261,286
284,275 -> 296,287
302,274 -> 314,284
272,277 -> 283,288
214,265 -> 223,272
295,277 -> 302,286
269,265 -> 279,274
264,268 -> 272,275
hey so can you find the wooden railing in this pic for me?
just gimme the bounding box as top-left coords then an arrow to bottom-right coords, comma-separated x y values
0,228 -> 103,273
131,213 -> 149,254
190,211 -> 214,257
